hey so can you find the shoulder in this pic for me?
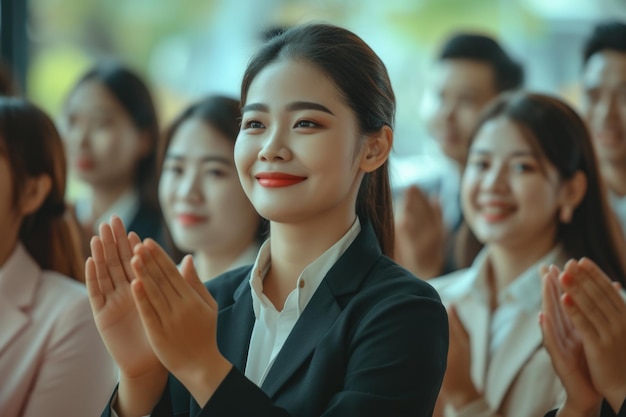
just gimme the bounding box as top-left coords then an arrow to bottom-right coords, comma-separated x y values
37,271 -> 92,320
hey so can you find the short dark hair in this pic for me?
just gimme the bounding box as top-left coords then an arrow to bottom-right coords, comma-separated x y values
583,20 -> 626,64
438,33 -> 524,92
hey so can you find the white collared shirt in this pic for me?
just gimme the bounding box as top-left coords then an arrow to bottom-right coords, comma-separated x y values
244,218 -> 361,386
74,189 -> 140,233
489,247 -> 561,356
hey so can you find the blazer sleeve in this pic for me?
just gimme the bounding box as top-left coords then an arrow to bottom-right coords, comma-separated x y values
148,291 -> 448,417
20,295 -> 118,417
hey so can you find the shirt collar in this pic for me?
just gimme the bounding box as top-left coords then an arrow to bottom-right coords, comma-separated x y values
249,217 -> 362,318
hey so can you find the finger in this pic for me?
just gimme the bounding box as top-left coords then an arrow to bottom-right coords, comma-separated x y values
541,266 -> 567,353
143,239 -> 186,298
578,257 -> 625,314
561,261 -> 611,332
562,292 -> 601,342
110,216 -> 135,282
181,255 -> 217,310
90,236 -> 114,293
100,223 -> 130,288
85,257 -> 105,310
131,279 -> 163,335
131,246 -> 172,314
128,231 -> 141,249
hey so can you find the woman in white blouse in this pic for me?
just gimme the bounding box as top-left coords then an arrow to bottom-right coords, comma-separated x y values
429,91 -> 626,417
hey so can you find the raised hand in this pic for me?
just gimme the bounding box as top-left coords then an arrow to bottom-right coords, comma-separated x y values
440,306 -> 480,410
130,240 -> 232,407
394,185 -> 446,279
539,263 -> 602,416
85,216 -> 164,379
559,259 -> 626,413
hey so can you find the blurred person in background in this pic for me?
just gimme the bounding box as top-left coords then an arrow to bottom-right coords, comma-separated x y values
394,33 -> 523,279
61,61 -> 165,255
0,59 -> 20,96
0,97 -> 117,417
157,95 -> 265,280
429,91 -> 626,417
581,21 -> 626,239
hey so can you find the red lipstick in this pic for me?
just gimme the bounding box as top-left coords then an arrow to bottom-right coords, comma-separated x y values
176,214 -> 208,226
255,172 -> 307,188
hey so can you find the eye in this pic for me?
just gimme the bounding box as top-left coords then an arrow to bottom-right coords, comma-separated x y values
467,157 -> 489,170
205,168 -> 226,178
294,120 -> 319,129
512,160 -> 537,173
243,120 -> 265,130
163,163 -> 183,175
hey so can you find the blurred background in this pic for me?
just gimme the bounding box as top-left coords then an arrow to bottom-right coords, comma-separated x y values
3,0 -> 626,195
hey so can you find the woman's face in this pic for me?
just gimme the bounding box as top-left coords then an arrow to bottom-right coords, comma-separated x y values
159,118 -> 260,254
235,58 -> 366,227
0,150 -> 20,263
461,117 -> 564,250
62,80 -> 147,189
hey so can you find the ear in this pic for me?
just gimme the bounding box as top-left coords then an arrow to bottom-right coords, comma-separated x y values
359,125 -> 393,173
20,174 -> 52,217
558,171 -> 587,224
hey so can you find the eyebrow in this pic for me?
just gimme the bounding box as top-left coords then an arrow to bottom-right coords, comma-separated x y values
469,149 -> 538,158
241,101 -> 335,116
164,154 -> 233,165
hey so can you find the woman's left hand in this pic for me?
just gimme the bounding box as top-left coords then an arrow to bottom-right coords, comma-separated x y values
440,305 -> 481,410
129,240 -> 232,407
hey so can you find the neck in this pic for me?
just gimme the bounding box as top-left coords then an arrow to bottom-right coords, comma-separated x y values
88,181 -> 135,223
262,210 -> 356,308
194,241 -> 255,282
602,161 -> 626,197
485,234 -> 557,303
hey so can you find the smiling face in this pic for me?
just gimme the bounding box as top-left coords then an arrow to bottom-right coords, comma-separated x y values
235,58 -> 367,227
582,50 -> 626,166
158,118 -> 259,254
461,117 -> 565,251
426,59 -> 499,165
62,80 -> 147,188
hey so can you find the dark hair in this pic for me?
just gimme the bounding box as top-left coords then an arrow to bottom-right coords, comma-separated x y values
71,61 -> 161,212
583,20 -> 626,64
439,33 -> 524,92
240,23 -> 396,255
0,97 -> 84,280
462,91 -> 626,285
157,95 -> 267,258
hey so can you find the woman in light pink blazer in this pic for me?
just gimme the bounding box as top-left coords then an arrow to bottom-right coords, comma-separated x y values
0,97 -> 117,416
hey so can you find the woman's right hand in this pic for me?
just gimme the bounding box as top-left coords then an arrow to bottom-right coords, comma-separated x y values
85,216 -> 165,380
540,264 -> 602,417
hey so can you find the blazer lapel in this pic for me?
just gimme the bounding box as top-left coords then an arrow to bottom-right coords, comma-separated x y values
216,279 -> 255,372
456,295 -> 490,392
0,244 -> 38,356
260,221 -> 382,399
485,309 -> 543,408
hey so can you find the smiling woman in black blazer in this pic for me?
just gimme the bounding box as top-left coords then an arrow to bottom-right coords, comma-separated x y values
86,23 -> 448,417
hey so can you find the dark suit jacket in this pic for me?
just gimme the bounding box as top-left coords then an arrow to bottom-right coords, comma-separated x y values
103,221 -> 449,417
127,202 -> 166,248
545,399 -> 626,417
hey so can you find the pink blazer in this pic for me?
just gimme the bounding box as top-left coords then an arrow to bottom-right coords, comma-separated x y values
0,243 -> 118,417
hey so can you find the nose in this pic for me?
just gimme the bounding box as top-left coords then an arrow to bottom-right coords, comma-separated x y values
258,126 -> 292,162
481,163 -> 508,193
596,94 -> 620,130
177,168 -> 203,203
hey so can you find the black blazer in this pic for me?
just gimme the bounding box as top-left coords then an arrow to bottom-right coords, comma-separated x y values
103,221 -> 448,417
127,202 -> 166,248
